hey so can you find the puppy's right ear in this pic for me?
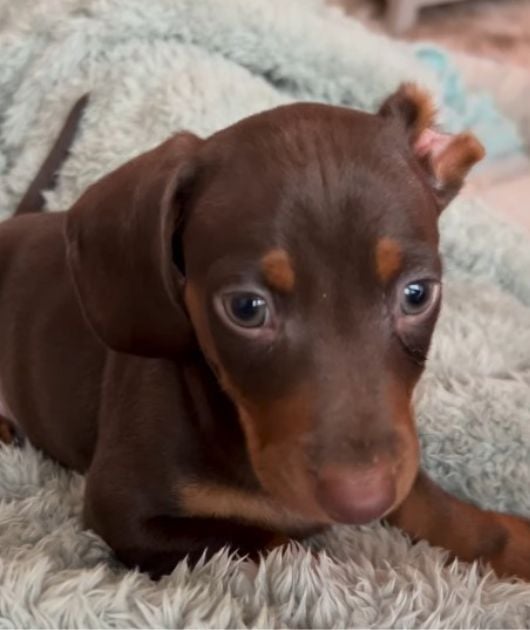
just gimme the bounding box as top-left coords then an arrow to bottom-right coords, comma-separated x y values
379,83 -> 485,210
65,132 -> 203,357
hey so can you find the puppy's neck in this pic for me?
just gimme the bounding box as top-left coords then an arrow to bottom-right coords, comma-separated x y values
180,352 -> 260,491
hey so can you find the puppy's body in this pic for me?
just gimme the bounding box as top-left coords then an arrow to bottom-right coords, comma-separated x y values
0,213 -> 315,569
0,212 -> 101,470
1,89 -> 529,579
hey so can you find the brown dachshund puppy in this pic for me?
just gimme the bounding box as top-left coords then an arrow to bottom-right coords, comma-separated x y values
0,84 -> 529,580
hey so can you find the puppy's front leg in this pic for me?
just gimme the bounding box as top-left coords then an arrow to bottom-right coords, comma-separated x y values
84,474 -> 283,579
117,516 -> 281,579
387,470 -> 530,580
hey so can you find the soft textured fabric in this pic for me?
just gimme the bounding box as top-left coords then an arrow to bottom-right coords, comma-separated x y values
0,1 -> 529,627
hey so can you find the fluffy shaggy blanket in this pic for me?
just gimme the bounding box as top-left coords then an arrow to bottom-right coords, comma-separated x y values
1,1 -> 529,627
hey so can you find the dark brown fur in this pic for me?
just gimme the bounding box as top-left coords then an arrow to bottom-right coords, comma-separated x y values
1,86 -> 529,580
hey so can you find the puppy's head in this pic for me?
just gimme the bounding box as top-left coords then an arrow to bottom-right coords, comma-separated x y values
66,84 -> 484,525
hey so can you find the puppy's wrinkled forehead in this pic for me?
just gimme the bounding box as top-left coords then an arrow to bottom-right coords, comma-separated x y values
184,103 -> 438,273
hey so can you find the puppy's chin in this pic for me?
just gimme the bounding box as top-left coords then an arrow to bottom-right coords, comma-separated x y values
254,441 -> 421,527
247,445 -> 328,524
234,395 -> 421,526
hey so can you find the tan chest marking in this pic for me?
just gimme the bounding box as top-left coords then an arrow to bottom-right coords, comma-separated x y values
178,480 -> 318,534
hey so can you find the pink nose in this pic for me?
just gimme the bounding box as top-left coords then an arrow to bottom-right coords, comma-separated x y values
316,465 -> 396,524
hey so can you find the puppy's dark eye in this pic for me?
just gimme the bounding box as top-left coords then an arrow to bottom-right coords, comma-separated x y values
401,281 -> 439,316
223,293 -> 269,328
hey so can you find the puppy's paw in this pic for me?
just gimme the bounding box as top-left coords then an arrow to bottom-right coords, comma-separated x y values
489,514 -> 530,581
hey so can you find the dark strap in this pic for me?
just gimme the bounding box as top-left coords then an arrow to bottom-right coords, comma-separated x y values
15,94 -> 89,215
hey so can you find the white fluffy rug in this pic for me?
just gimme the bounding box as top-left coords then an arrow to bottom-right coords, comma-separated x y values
0,1 -> 529,627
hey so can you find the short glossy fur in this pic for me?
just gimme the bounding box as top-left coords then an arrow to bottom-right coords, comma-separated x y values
0,85 -> 529,580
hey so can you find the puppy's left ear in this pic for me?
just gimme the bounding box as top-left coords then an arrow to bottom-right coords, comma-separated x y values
379,83 -> 485,210
65,132 -> 203,357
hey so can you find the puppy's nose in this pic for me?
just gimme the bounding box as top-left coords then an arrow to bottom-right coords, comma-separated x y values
316,464 -> 396,524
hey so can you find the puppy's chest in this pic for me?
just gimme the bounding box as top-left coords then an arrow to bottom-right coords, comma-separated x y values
178,361 -> 320,534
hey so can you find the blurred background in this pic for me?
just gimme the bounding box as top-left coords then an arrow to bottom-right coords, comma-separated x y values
332,0 -> 530,232
335,0 -> 529,66
2,0 -> 529,232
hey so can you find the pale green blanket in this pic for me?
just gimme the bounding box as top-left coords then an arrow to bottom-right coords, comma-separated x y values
0,1 -> 529,627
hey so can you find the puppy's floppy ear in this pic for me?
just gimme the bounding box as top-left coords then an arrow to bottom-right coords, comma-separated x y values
65,132 -> 202,357
379,83 -> 485,210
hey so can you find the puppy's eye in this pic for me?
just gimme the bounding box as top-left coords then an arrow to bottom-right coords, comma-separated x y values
222,293 -> 269,328
400,280 -> 439,316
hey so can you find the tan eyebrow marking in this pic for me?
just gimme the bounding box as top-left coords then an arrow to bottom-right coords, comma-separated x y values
376,237 -> 402,284
261,249 -> 295,293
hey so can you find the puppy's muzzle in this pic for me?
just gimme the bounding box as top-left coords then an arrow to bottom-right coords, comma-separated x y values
315,463 -> 397,524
